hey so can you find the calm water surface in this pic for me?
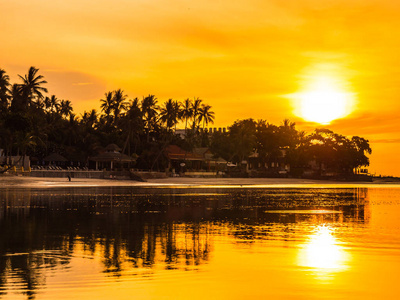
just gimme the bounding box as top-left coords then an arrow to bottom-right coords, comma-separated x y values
0,186 -> 400,299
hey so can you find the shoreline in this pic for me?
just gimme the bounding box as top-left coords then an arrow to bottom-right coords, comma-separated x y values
1,175 -> 399,189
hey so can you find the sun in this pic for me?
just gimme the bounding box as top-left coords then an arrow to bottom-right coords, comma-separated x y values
290,65 -> 356,124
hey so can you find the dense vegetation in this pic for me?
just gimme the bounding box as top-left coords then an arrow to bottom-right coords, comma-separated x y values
0,67 -> 371,176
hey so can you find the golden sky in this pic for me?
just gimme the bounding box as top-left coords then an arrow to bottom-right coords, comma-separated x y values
2,0 -> 400,176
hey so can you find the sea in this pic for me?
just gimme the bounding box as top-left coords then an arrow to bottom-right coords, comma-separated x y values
0,185 -> 400,299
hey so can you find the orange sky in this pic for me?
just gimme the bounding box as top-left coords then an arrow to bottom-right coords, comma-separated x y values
2,0 -> 400,176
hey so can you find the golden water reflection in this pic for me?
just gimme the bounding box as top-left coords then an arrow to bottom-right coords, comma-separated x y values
5,186 -> 400,299
298,225 -> 349,280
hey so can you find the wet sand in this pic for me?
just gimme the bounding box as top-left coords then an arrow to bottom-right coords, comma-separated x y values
0,175 -> 397,188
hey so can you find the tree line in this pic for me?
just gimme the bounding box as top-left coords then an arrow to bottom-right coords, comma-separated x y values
0,66 -> 371,176
211,119 -> 371,176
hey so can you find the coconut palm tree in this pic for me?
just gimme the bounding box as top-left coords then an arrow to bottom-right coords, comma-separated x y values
64,113 -> 80,147
0,69 -> 10,113
100,91 -> 114,125
81,109 -> 98,128
172,100 -> 182,132
43,96 -> 52,112
160,99 -> 180,131
181,98 -> 193,135
79,109 -> 99,157
50,95 -> 60,113
100,91 -> 113,115
141,95 -> 158,142
111,89 -> 128,124
279,118 -> 297,148
121,98 -> 143,155
191,98 -> 203,132
281,119 -> 296,130
18,66 -> 48,107
126,98 -> 142,121
60,100 -> 73,118
9,83 -> 24,113
198,104 -> 215,130
100,89 -> 128,126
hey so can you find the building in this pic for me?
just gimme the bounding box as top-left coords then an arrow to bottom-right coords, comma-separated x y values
89,144 -> 136,171
164,145 -> 226,175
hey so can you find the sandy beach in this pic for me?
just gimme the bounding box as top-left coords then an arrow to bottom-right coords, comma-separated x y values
0,175 -> 398,189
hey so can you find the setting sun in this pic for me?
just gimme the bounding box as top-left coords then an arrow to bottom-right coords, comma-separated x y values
299,78 -> 353,124
291,65 -> 356,125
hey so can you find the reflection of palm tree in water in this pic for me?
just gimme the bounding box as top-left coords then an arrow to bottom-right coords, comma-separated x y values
0,215 -> 71,299
99,221 -> 211,274
0,201 -> 212,296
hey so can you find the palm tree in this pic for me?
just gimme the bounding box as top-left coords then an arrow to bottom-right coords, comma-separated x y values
279,119 -> 297,148
181,98 -> 193,135
81,109 -> 98,128
60,100 -> 73,118
100,91 -> 113,115
173,100 -> 182,132
18,66 -> 48,107
43,96 -> 52,112
111,89 -> 128,124
14,131 -> 38,168
80,109 -> 99,157
0,69 -> 10,113
198,104 -> 215,130
50,95 -> 60,113
191,98 -> 203,132
160,99 -> 180,131
9,83 -> 24,113
64,113 -> 80,147
121,98 -> 143,155
141,95 -> 158,142
281,119 -> 296,130
100,89 -> 128,126
100,91 -> 114,124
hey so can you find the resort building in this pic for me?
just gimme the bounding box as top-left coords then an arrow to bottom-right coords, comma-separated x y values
89,144 -> 136,171
164,145 -> 226,176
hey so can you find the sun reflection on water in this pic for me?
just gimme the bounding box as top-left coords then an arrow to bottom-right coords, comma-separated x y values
299,225 -> 349,278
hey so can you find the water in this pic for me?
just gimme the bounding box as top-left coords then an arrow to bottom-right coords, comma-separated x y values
0,186 -> 400,299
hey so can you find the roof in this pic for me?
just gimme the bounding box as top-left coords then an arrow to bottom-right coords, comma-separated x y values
89,152 -> 136,162
165,145 -> 204,161
193,148 -> 211,156
105,144 -> 122,152
43,153 -> 68,162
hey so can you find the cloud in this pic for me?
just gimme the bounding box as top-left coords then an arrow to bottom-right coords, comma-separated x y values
371,139 -> 400,144
73,82 -> 94,86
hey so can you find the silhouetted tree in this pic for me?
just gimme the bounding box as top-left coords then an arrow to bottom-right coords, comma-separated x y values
18,66 -> 48,109
198,104 -> 215,130
0,69 -> 10,114
191,97 -> 203,132
160,99 -> 180,131
181,98 -> 193,135
141,95 -> 158,143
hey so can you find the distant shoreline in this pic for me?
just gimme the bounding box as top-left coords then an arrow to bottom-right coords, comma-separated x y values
1,175 -> 399,189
